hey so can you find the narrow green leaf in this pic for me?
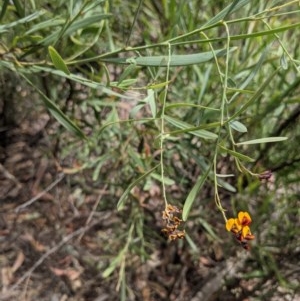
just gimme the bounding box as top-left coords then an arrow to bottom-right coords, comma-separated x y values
25,18 -> 65,35
182,165 -> 211,221
0,0 -> 9,21
202,0 -> 250,27
198,217 -> 221,241
39,14 -> 111,46
0,10 -> 45,33
102,48 -> 237,67
12,0 -> 25,17
128,146 -> 145,170
165,103 -> 219,111
228,68 -> 280,122
189,23 -> 300,45
48,46 -> 70,75
102,250 -> 124,278
280,54 -> 288,70
20,74 -> 86,139
133,89 -> 157,118
236,137 -> 288,145
92,154 -> 111,181
117,64 -> 138,86
147,80 -> 171,89
148,90 -> 156,119
165,115 -> 218,139
22,65 -> 127,98
12,35 -> 43,47
184,233 -> 199,252
219,145 -> 255,162
229,46 -> 269,104
217,178 -> 236,192
216,174 -> 235,178
65,14 -> 112,35
150,173 -> 175,185
130,103 -> 146,118
117,164 -> 160,211
229,120 -> 248,133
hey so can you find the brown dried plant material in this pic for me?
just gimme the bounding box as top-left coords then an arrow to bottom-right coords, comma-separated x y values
161,204 -> 185,241
21,233 -> 47,252
1,267 -> 13,292
1,251 -> 25,292
258,170 -> 273,181
50,267 -> 83,291
11,251 -> 25,273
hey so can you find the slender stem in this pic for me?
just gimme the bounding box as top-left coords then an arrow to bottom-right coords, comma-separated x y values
160,43 -> 171,208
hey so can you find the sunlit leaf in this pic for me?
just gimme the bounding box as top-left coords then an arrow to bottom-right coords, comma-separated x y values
236,137 -> 288,145
182,165 -> 211,221
165,115 -> 218,139
217,178 -> 237,192
102,48 -> 237,67
147,80 -> 172,89
229,120 -> 248,133
48,46 -> 70,75
219,145 -> 255,162
150,173 -> 175,185
280,54 -> 288,70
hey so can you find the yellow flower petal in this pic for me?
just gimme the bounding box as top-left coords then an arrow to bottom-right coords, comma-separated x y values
234,218 -> 242,231
238,211 -> 252,226
242,225 -> 250,238
226,218 -> 235,231
226,218 -> 242,233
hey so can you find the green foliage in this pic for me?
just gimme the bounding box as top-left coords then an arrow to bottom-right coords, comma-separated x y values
1,0 -> 299,299
48,46 -> 70,75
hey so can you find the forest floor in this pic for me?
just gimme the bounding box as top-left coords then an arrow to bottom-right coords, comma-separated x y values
0,96 -> 299,301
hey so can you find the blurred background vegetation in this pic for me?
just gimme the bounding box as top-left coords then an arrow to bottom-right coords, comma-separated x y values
0,0 -> 299,300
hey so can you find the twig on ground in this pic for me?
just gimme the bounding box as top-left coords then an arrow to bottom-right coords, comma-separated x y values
0,163 -> 22,187
77,184 -> 108,242
15,173 -> 65,213
7,223 -> 95,293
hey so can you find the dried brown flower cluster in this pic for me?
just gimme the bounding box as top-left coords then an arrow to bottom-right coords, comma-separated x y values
161,204 -> 185,241
258,170 -> 273,182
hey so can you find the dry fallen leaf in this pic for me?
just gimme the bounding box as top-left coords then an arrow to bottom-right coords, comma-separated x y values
50,267 -> 82,290
11,251 -> 25,273
21,233 -> 47,252
1,251 -> 25,292
1,267 -> 13,292
50,267 -> 81,281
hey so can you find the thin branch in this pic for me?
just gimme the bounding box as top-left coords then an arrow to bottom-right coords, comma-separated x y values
15,173 -> 65,213
77,184 -> 108,242
8,224 -> 94,292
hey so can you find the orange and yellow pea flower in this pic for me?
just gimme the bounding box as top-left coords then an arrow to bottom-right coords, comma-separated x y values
226,211 -> 255,249
238,211 -> 251,227
226,212 -> 252,233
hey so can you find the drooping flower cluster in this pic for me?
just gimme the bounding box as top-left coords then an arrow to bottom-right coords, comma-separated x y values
226,211 -> 255,250
258,170 -> 273,181
161,204 -> 185,241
